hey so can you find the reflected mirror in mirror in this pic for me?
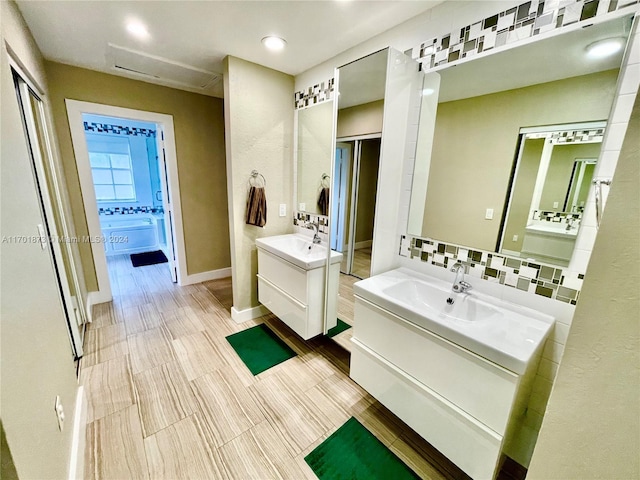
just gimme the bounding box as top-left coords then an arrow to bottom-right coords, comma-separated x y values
499,123 -> 604,266
408,14 -> 632,267
296,100 -> 334,215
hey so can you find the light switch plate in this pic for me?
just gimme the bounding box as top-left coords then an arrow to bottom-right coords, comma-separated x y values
553,201 -> 559,208
485,208 -> 494,220
299,203 -> 305,211
512,234 -> 518,242
279,204 -> 286,217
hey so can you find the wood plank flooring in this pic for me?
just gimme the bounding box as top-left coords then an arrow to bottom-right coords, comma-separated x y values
81,254 -> 522,480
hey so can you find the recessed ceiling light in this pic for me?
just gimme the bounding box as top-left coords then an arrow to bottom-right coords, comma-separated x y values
585,38 -> 624,58
126,20 -> 149,40
262,36 -> 287,51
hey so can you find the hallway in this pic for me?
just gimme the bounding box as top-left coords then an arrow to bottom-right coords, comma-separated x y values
82,255 -> 469,479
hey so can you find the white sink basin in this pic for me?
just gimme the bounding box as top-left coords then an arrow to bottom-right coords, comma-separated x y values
354,268 -> 554,374
255,234 -> 342,270
526,222 -> 578,238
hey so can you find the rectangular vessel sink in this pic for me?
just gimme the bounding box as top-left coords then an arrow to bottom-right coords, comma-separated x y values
256,234 -> 342,270
354,268 -> 554,374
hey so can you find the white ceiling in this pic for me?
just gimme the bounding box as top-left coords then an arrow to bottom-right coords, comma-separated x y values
16,0 -> 441,98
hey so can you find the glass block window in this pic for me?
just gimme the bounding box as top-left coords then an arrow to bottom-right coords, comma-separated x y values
90,151 -> 136,202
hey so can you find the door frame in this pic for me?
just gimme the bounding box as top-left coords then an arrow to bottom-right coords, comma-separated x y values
66,100 -> 187,301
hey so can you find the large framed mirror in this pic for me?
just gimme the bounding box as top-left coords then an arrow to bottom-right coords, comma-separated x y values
408,14 -> 633,268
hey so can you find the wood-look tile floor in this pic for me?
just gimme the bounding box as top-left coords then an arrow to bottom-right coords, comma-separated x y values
339,246 -> 372,280
82,254 -> 522,480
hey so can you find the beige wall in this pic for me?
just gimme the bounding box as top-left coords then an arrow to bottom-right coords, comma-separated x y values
1,2 -> 79,478
223,56 -> 294,313
528,82 -> 640,480
297,101 -> 334,214
45,62 -> 230,289
355,138 -> 381,244
337,99 -> 383,138
422,69 -> 619,251
503,138 -> 544,253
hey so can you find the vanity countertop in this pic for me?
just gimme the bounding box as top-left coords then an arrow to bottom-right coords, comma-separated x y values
525,222 -> 578,238
256,234 -> 342,270
354,268 -> 554,374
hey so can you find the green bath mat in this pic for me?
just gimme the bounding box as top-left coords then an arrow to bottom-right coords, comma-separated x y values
305,417 -> 419,480
327,318 -> 352,338
225,324 -> 296,375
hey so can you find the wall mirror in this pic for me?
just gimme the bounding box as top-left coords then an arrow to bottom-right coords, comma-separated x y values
331,48 -> 388,280
408,14 -> 632,267
296,100 -> 334,216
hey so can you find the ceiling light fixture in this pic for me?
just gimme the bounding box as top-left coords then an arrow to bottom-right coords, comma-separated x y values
585,37 -> 624,58
126,20 -> 150,40
262,36 -> 287,51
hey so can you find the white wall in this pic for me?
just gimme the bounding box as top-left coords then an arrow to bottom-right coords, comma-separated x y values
1,1 -> 80,478
223,56 -> 294,319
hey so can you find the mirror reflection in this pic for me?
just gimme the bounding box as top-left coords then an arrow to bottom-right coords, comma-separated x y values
409,16 -> 630,266
499,124 -> 604,266
296,101 -> 334,215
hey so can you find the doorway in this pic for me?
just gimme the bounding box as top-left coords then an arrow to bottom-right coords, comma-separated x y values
330,135 -> 381,279
66,101 -> 187,303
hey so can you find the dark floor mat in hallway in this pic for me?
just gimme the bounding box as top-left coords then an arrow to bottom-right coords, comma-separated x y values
130,250 -> 168,267
226,323 -> 297,375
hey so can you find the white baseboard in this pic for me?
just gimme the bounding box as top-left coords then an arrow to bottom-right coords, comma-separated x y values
231,304 -> 269,324
354,240 -> 373,250
86,290 -> 112,321
180,267 -> 232,286
68,386 -> 87,480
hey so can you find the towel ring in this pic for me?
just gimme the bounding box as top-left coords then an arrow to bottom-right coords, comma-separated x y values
320,173 -> 330,188
249,170 -> 266,188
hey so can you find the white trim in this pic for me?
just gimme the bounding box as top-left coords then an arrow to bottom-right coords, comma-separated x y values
68,386 -> 86,480
85,290 -> 111,321
336,133 -> 382,142
65,100 -> 188,299
180,267 -> 232,286
354,240 -> 373,250
231,305 -> 270,324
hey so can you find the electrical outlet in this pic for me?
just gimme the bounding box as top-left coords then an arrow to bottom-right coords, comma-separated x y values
512,234 -> 518,242
299,203 -> 305,211
54,396 -> 64,432
553,201 -> 559,209
279,204 -> 286,217
485,208 -> 494,220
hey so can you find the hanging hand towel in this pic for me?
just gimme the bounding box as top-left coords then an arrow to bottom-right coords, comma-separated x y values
246,186 -> 267,227
317,187 -> 330,216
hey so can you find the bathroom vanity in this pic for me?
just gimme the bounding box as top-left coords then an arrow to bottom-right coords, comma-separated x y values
256,234 -> 342,339
349,268 -> 554,479
521,222 -> 578,265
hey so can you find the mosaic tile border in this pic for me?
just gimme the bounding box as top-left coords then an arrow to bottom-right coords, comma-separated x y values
99,206 -> 164,215
400,235 -> 584,305
84,122 -> 157,137
533,210 -> 582,222
294,78 -> 335,109
293,212 -> 329,234
527,128 -> 605,143
412,0 -> 639,72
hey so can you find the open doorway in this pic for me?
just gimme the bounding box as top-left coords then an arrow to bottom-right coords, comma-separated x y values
82,113 -> 174,287
66,101 -> 187,303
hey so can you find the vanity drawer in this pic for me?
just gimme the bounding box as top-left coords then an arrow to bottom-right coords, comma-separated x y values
257,249 -> 307,304
353,296 -> 518,435
257,275 -> 310,339
351,339 -> 502,480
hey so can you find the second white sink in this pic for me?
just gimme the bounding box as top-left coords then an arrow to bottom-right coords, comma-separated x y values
255,234 -> 342,270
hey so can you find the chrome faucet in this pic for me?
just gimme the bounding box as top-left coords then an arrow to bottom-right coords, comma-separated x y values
450,263 -> 472,293
305,222 -> 322,244
566,217 -> 576,231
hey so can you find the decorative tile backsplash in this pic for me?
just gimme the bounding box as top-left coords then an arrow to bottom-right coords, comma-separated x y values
400,235 -> 584,305
294,78 -> 335,109
533,210 -> 582,221
84,122 -> 157,137
411,0 -> 639,72
293,212 -> 329,234
99,206 -> 164,215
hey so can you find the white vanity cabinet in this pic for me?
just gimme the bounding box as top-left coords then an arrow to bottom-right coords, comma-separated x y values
256,234 -> 341,340
349,269 -> 553,480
